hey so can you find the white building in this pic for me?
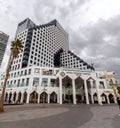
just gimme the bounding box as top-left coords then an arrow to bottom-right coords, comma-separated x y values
0,18 -> 117,105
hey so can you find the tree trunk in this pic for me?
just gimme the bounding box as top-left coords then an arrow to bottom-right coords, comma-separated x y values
0,57 -> 14,112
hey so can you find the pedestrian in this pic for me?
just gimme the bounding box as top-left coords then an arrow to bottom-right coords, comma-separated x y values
117,97 -> 120,116
117,97 -> 120,109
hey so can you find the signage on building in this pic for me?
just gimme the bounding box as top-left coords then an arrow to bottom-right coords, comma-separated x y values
104,90 -> 113,93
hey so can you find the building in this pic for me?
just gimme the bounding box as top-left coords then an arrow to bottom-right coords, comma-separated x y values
0,31 -> 9,67
0,18 -> 117,105
99,71 -> 117,86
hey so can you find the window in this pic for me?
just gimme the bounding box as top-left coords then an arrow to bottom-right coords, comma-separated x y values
14,73 -> 16,77
42,78 -> 48,86
33,77 -> 39,86
21,79 -> 25,86
99,81 -> 105,89
34,68 -> 40,74
50,79 -> 55,87
25,70 -> 27,75
28,69 -> 31,75
26,78 -> 29,86
14,80 -> 16,84
17,79 -> 20,87
18,64 -> 20,69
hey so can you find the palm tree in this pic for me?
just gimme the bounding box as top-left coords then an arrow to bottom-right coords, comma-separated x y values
117,86 -> 120,97
0,39 -> 23,112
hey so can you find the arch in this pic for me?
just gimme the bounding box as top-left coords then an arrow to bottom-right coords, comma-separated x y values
17,92 -> 22,103
87,77 -> 95,81
40,92 -> 48,103
29,91 -> 38,103
62,76 -> 73,104
101,93 -> 107,104
13,92 -> 17,102
88,93 -> 92,104
23,91 -> 27,103
75,77 -> 84,103
50,92 -> 57,103
93,93 -> 98,103
5,92 -> 8,102
8,92 -> 12,103
108,93 -> 114,103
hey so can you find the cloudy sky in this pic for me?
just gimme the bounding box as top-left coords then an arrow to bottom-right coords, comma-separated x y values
0,0 -> 120,82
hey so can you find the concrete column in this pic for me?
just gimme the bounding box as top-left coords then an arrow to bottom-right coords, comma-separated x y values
113,94 -> 117,104
59,78 -> 62,104
72,79 -> 76,104
84,80 -> 89,104
106,95 -> 110,104
96,81 -> 102,104
91,92 -> 94,104
4,92 -> 6,101
48,79 -> 51,87
90,80 -> 94,104
20,93 -> 24,103
26,93 -> 30,103
37,93 -> 40,103
15,93 -> 18,103
7,92 -> 10,103
11,93 -> 14,102
57,93 -> 59,103
48,93 -> 50,103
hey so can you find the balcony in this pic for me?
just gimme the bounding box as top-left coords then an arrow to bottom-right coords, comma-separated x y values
22,60 -> 28,66
23,55 -> 29,60
25,42 -> 31,47
24,46 -> 30,51
24,51 -> 29,56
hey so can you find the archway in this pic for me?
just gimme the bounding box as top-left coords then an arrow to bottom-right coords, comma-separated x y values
62,76 -> 73,104
23,91 -> 27,103
88,93 -> 92,104
5,92 -> 8,102
8,92 -> 12,103
93,93 -> 98,103
109,94 -> 114,103
75,77 -> 84,103
13,92 -> 17,102
17,92 -> 22,103
40,92 -> 48,103
50,92 -> 57,103
29,91 -> 38,103
101,93 -> 107,104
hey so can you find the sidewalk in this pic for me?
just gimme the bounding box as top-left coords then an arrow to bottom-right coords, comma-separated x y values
79,104 -> 119,128
0,104 -> 69,122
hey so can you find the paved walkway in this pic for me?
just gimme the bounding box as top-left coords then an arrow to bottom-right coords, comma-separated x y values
0,104 -> 119,128
0,104 -> 69,122
79,104 -> 119,128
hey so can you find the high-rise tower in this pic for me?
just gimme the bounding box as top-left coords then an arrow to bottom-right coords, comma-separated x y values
11,18 -> 93,71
